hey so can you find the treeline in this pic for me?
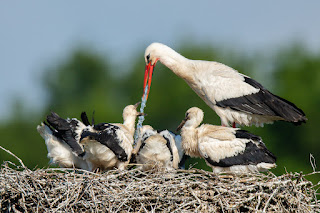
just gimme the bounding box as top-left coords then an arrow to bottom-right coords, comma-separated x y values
0,42 -> 319,182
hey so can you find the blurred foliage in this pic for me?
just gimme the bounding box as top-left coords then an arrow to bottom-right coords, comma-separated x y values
0,42 -> 319,182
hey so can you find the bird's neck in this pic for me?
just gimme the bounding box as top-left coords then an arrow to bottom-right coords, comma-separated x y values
123,116 -> 136,136
160,49 -> 193,79
180,127 -> 201,157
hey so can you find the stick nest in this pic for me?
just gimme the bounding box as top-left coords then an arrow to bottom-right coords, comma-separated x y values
0,162 -> 319,212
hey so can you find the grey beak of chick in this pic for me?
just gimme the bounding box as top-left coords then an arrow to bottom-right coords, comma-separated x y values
134,102 -> 146,117
176,117 -> 188,132
134,102 -> 141,108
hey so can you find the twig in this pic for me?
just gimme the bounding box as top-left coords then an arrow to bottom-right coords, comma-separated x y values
190,189 -> 202,204
262,188 -> 279,213
310,154 -> 317,172
0,160 -> 319,212
0,145 -> 27,169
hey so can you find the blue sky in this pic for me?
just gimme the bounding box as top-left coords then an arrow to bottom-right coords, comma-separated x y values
1,1 -> 319,120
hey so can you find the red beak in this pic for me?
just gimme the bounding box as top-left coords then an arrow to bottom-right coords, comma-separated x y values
143,59 -> 159,100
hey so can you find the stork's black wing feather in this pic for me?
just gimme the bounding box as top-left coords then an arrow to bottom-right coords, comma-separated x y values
81,112 -> 91,126
205,141 -> 276,167
216,77 -> 307,124
46,112 -> 85,156
81,126 -> 127,162
43,121 -> 62,139
46,112 -> 70,130
93,123 -> 119,131
235,130 -> 261,141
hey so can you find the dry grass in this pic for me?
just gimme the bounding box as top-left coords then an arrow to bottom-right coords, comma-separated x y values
0,160 -> 319,213
1,146 -> 319,212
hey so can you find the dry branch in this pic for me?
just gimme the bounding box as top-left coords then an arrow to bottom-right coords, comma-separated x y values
1,162 -> 319,212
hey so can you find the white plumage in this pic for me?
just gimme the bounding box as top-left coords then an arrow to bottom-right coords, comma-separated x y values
37,116 -> 89,170
143,42 -> 306,127
133,125 -> 181,171
80,103 -> 141,171
177,107 -> 277,173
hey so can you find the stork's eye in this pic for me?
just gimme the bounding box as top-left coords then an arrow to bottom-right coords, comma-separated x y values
146,54 -> 150,62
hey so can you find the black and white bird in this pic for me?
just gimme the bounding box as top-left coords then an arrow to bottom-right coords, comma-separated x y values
37,112 -> 89,170
79,103 -> 142,171
143,42 -> 307,127
177,107 -> 277,173
132,125 -> 182,171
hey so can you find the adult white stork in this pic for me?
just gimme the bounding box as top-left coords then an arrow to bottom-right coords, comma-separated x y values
177,107 -> 277,173
37,112 -> 90,170
79,103 -> 142,171
132,125 -> 181,171
143,42 -> 307,127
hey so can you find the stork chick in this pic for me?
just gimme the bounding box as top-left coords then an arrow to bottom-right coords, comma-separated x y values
133,125 -> 181,171
80,103 -> 142,171
177,107 -> 277,173
37,112 -> 89,170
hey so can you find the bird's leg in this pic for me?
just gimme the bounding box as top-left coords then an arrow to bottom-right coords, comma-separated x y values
232,122 -> 236,128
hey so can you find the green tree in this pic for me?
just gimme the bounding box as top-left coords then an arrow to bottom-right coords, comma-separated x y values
0,42 -> 318,184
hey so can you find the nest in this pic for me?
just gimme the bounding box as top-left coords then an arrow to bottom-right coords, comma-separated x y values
1,161 -> 319,213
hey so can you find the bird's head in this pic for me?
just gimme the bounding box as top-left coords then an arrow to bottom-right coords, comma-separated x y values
122,102 -> 144,121
143,43 -> 168,100
144,43 -> 164,66
143,42 -> 184,101
177,107 -> 204,131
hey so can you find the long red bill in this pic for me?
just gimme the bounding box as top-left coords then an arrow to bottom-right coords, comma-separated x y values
143,62 -> 151,91
143,59 -> 159,100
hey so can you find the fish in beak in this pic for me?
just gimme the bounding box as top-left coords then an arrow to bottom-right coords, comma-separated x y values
143,58 -> 159,100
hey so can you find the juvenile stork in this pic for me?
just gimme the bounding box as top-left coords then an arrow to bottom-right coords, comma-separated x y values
177,107 -> 277,173
143,42 -> 307,127
132,125 -> 181,171
80,103 -> 142,171
37,112 -> 89,170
